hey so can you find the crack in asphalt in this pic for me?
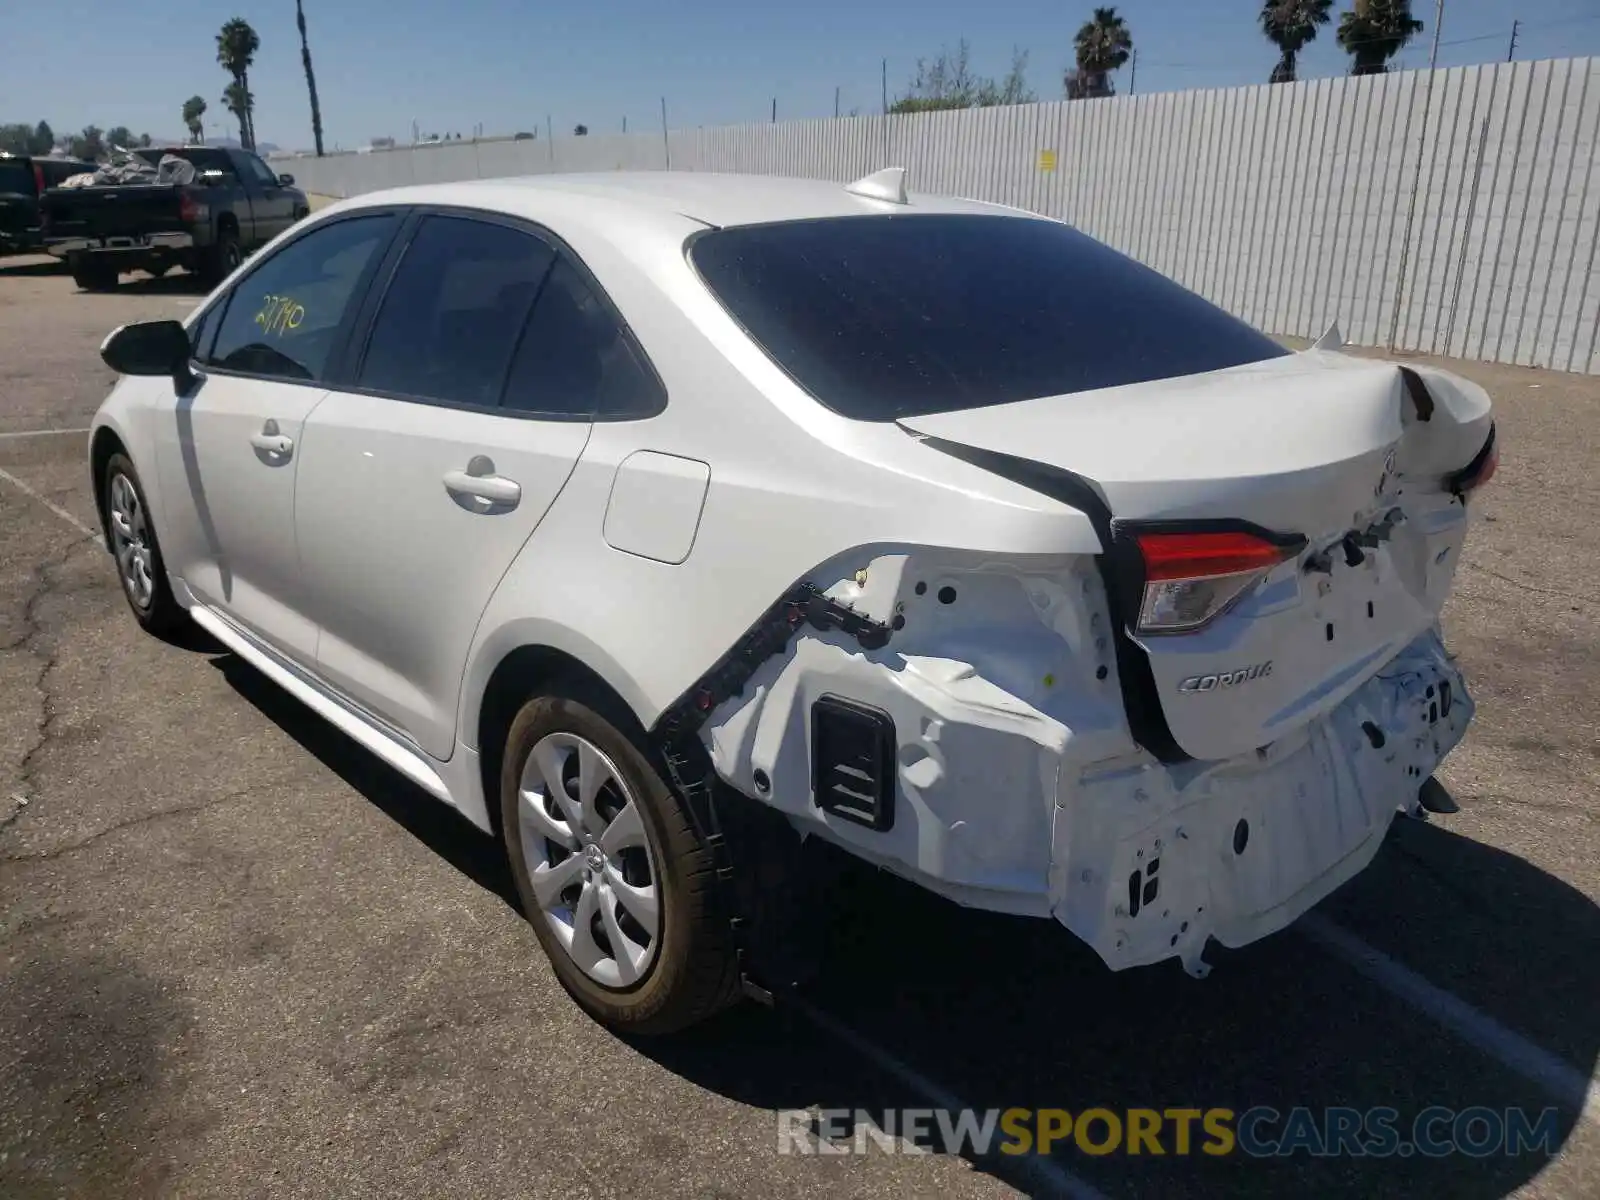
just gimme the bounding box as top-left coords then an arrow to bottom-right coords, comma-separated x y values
0,786 -> 258,866
1462,559 -> 1594,606
1,533 -> 99,839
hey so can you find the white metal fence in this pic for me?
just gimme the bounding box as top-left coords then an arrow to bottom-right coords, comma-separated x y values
285,58 -> 1600,374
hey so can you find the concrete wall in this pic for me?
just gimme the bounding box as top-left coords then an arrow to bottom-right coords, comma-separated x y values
286,58 -> 1600,374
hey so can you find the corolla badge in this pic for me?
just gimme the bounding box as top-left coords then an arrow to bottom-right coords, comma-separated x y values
1178,662 -> 1273,694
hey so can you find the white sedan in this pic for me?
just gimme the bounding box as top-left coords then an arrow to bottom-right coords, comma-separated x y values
88,168 -> 1497,1033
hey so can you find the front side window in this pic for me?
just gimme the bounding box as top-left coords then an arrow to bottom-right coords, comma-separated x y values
205,214 -> 396,381
240,154 -> 278,186
689,214 -> 1290,421
357,215 -> 555,408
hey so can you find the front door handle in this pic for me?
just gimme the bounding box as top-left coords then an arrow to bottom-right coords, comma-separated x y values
250,419 -> 293,458
250,432 -> 293,454
443,455 -> 521,510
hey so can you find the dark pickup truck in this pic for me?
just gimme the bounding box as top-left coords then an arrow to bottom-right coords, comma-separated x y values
40,146 -> 308,291
0,153 -> 100,255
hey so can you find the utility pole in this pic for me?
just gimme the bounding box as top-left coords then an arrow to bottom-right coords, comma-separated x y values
1507,19 -> 1519,62
1129,49 -> 1137,95
771,98 -> 776,123
546,115 -> 553,165
881,58 -> 888,115
622,116 -> 627,133
1428,0 -> 1446,69
834,86 -> 840,118
660,96 -> 670,168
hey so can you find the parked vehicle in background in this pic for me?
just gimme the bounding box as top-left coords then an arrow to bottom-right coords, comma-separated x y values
0,152 -> 98,255
84,170 -> 1497,1034
40,146 -> 307,290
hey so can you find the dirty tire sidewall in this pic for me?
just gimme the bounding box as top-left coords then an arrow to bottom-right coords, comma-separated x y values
499,688 -> 739,1035
102,452 -> 187,638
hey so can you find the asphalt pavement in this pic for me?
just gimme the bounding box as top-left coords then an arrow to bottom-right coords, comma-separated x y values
1,253 -> 1596,1199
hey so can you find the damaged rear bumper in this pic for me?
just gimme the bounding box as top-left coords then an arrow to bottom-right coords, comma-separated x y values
709,620 -> 1471,975
1050,629 -> 1471,975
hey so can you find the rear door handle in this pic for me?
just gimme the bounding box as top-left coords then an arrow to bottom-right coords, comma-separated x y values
443,455 -> 521,509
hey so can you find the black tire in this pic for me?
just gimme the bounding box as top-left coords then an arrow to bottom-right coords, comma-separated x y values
203,228 -> 242,285
71,258 -> 117,292
101,452 -> 188,638
144,262 -> 171,279
499,685 -> 740,1034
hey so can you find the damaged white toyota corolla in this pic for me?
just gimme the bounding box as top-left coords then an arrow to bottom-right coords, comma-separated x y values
87,169 -> 1496,1032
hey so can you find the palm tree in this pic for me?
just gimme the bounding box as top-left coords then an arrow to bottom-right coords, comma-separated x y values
295,0 -> 325,157
1337,0 -> 1423,76
223,81 -> 255,147
182,96 -> 207,144
1068,7 -> 1134,100
216,18 -> 261,149
1261,0 -> 1335,83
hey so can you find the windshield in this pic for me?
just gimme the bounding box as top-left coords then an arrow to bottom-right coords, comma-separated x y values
688,213 -> 1290,421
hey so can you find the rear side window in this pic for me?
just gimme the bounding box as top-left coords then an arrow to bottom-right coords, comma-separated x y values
206,213 -> 396,381
501,258 -> 665,419
357,215 -> 555,408
689,214 -> 1289,421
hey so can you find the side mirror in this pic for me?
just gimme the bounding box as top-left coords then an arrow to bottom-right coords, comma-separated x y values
278,173 -> 295,186
100,320 -> 193,382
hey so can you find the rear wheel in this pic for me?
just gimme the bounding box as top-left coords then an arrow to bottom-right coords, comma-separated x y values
71,258 -> 117,292
499,686 -> 740,1034
202,229 -> 242,285
101,452 -> 187,638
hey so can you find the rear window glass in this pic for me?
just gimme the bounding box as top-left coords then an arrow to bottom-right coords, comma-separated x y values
135,148 -> 233,175
688,214 -> 1289,421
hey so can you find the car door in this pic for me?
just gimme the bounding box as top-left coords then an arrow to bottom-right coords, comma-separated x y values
237,151 -> 295,240
151,210 -> 400,664
292,210 -> 666,759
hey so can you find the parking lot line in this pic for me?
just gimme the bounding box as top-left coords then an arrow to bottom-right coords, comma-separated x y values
788,992 -> 1112,1199
1301,913 -> 1600,1126
0,465 -> 95,537
0,427 -> 91,440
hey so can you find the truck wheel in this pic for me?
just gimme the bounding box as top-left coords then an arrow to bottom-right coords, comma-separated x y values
72,259 -> 117,292
203,230 -> 242,286
499,685 -> 741,1034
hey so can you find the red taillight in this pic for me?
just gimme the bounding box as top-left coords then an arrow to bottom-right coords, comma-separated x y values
178,191 -> 199,222
1137,531 -> 1299,582
1133,529 -> 1301,635
32,163 -> 45,194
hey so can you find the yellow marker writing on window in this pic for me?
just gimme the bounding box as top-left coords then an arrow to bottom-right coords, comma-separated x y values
254,294 -> 306,337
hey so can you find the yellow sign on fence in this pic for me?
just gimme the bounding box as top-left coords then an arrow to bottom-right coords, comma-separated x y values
1038,149 -> 1058,172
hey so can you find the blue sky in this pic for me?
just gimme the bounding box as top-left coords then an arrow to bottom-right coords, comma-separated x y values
8,0 -> 1599,151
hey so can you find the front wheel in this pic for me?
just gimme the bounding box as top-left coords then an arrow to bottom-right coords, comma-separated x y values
499,687 -> 740,1034
101,452 -> 188,638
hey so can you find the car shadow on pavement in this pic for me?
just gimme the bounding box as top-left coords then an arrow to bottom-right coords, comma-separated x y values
205,649 -> 1599,1199
0,257 -> 69,277
97,273 -> 214,297
207,654 -> 518,910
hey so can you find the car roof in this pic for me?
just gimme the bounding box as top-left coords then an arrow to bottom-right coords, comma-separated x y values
334,170 -> 1037,231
